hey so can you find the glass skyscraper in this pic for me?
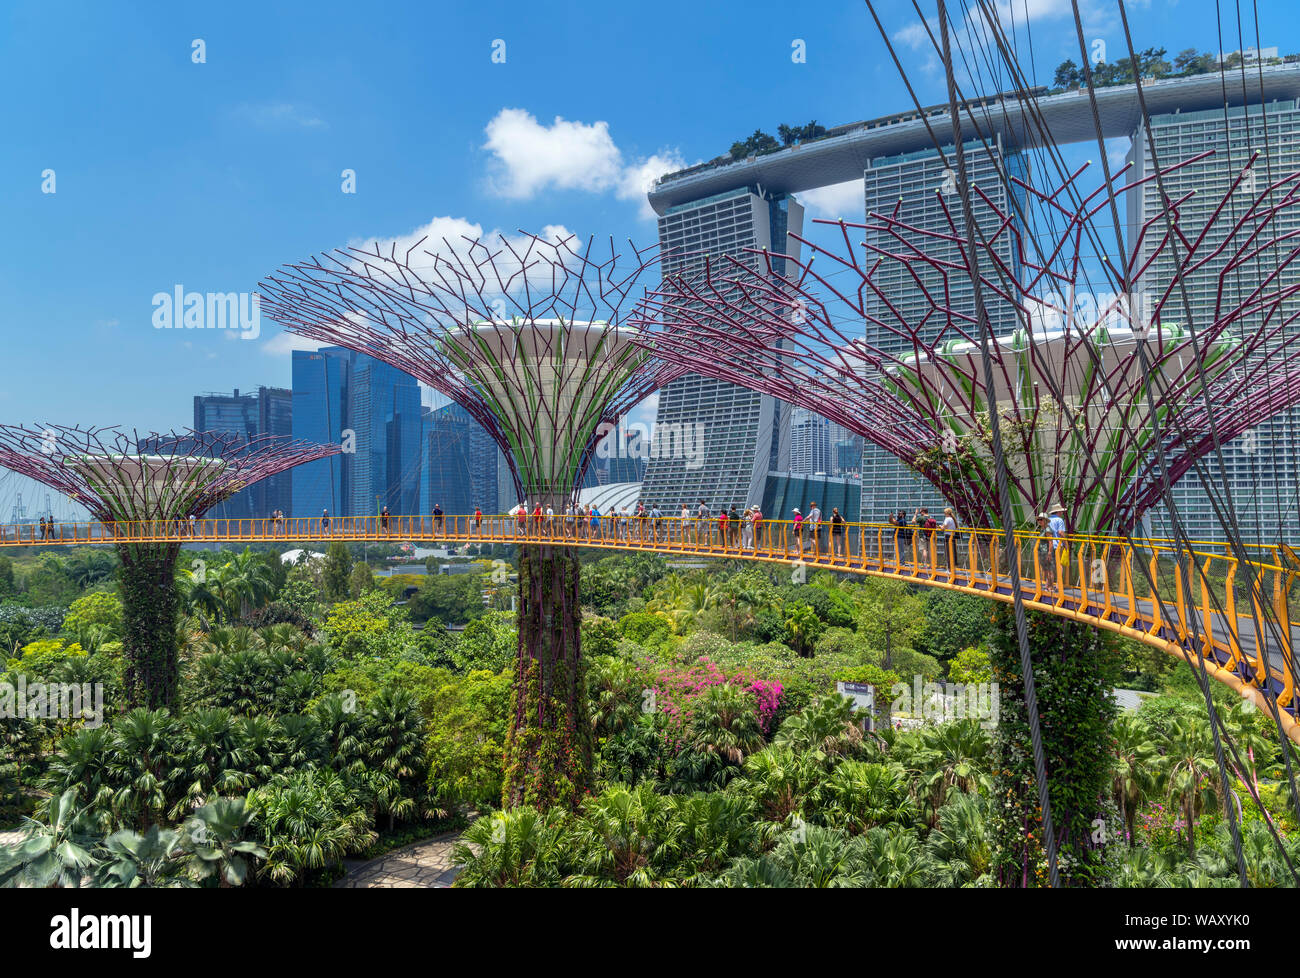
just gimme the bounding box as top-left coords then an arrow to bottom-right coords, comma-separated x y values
192,386 -> 292,519
639,188 -> 804,512
422,401 -> 501,516
1129,100 -> 1300,542
859,136 -> 1027,522
291,346 -> 422,518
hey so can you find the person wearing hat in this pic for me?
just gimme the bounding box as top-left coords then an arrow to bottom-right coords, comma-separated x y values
792,507 -> 804,558
1034,511 -> 1055,591
1048,504 -> 1067,591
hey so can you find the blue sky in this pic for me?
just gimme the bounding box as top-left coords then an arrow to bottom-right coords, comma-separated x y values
0,0 -> 1287,447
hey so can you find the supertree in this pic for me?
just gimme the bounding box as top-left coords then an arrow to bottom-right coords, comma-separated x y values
632,151 -> 1300,886
633,154 -> 1300,537
0,425 -> 339,707
258,231 -> 678,808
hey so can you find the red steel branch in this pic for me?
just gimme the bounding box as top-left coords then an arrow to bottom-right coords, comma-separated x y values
634,154 -> 1300,533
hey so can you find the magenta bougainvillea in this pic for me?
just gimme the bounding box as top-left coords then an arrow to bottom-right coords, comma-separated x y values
640,655 -> 782,748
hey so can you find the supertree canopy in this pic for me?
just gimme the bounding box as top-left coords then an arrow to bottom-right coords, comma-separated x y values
633,155 -> 1300,535
258,230 -> 678,809
0,424 -> 340,707
258,231 -> 679,506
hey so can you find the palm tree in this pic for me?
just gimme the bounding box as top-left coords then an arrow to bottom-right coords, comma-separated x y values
249,768 -> 375,885
1160,716 -> 1220,858
660,792 -> 759,884
772,694 -> 871,765
859,825 -> 936,887
42,725 -> 117,832
823,761 -> 917,833
185,797 -> 267,887
770,823 -> 871,887
783,602 -> 823,658
168,708 -> 250,817
363,688 -> 426,830
1111,714 -> 1160,848
94,825 -> 192,888
66,551 -> 117,589
223,548 -> 276,620
109,708 -> 179,830
452,808 -> 570,887
900,719 -> 992,822
567,783 -> 670,887
927,791 -> 993,886
587,656 -> 643,738
736,748 -> 822,829
682,684 -> 766,788
0,788 -> 99,888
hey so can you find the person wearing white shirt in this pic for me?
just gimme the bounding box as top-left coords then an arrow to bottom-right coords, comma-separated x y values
941,507 -> 958,573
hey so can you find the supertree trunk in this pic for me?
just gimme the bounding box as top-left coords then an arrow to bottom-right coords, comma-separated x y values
117,541 -> 182,709
988,607 -> 1122,887
502,543 -> 592,810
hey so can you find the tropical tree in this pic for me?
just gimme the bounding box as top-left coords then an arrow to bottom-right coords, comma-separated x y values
822,761 -> 917,833
1111,714 -> 1161,848
452,807 -> 571,887
323,542 -> 353,603
0,788 -> 100,888
1160,716 -> 1220,858
783,602 -> 823,658
94,825 -> 192,888
184,797 -> 267,887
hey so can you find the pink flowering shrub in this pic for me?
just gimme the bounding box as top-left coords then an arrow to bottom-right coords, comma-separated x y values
639,654 -> 782,751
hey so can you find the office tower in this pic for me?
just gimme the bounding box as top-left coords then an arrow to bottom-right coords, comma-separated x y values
639,188 -> 804,512
859,136 -> 1027,521
192,386 -> 292,519
789,407 -> 833,476
422,401 -> 501,516
1129,100 -> 1300,542
291,346 -> 422,518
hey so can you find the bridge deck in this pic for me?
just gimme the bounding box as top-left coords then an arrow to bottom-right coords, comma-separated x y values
5,514 -> 1297,741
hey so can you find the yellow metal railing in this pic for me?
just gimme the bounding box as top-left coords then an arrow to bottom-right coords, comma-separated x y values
4,513 -> 1298,740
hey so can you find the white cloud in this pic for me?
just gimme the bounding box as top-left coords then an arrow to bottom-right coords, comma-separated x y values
347,217 -> 579,290
799,180 -> 864,221
619,151 -> 690,219
483,108 -> 692,218
260,331 -> 328,357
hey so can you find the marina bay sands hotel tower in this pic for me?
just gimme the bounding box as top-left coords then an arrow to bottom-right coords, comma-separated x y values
642,63 -> 1300,541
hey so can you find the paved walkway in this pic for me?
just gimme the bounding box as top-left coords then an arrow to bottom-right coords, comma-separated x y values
334,831 -> 463,888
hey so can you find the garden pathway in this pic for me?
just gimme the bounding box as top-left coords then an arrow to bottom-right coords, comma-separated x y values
334,831 -> 463,888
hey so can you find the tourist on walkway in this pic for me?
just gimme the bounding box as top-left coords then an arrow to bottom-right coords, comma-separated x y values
1035,512 -> 1055,591
941,507 -> 958,574
321,509 -> 331,534
752,505 -> 764,550
792,507 -> 804,557
807,501 -> 822,556
741,506 -> 755,550
1048,504 -> 1067,591
831,507 -> 846,558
